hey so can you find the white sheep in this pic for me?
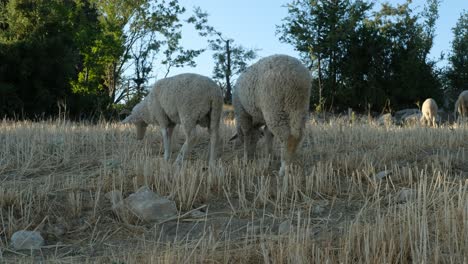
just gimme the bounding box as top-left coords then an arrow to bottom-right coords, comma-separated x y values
231,54 -> 312,176
420,98 -> 438,127
122,73 -> 223,166
454,90 -> 468,122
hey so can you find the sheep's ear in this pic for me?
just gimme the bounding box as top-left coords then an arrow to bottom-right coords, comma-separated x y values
229,133 -> 238,142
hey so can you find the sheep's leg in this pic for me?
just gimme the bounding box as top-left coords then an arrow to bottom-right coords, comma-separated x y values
236,109 -> 256,161
278,134 -> 301,177
161,126 -> 174,160
243,128 -> 258,161
175,124 -> 195,165
264,126 -> 274,158
209,128 -> 219,167
432,116 -> 437,127
266,109 -> 305,177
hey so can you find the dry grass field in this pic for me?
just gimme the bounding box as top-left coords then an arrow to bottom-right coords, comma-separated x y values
0,115 -> 467,263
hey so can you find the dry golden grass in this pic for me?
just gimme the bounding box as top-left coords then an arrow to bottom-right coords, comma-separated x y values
0,116 -> 467,263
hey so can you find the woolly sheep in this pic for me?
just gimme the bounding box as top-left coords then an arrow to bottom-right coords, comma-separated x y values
420,98 -> 438,127
122,73 -> 223,166
454,90 -> 468,122
231,54 -> 312,176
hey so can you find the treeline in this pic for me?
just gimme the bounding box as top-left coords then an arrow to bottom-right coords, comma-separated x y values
278,0 -> 467,112
0,0 -> 467,119
0,0 -> 257,119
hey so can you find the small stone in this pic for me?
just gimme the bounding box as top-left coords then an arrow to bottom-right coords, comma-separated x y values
11,230 -> 44,250
102,159 -> 120,168
375,170 -> 392,180
396,188 -> 416,203
190,210 -> 206,218
278,220 -> 293,235
125,187 -> 177,222
312,205 -> 325,214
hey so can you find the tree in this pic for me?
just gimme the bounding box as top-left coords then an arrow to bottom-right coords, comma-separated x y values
277,0 -> 372,110
277,0 -> 442,111
446,11 -> 468,101
0,0 -> 100,118
74,0 -> 205,110
189,7 -> 258,103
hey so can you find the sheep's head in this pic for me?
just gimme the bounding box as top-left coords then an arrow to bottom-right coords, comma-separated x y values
122,100 -> 149,140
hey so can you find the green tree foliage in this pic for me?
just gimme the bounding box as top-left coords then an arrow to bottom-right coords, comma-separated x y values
445,11 -> 468,100
190,7 -> 257,104
277,0 -> 442,112
0,0 -> 204,119
0,0 -> 98,118
75,0 -> 204,111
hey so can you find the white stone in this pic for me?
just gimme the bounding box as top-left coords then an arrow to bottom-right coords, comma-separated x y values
375,170 -> 392,180
190,210 -> 207,218
396,188 -> 416,203
278,220 -> 293,235
125,187 -> 177,222
11,230 -> 44,250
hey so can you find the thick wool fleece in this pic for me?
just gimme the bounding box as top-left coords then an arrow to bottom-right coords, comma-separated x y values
232,54 -> 312,176
420,98 -> 438,127
123,73 -> 223,165
455,90 -> 468,120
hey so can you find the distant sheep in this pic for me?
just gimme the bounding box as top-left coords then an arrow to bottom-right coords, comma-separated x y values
231,54 -> 312,176
454,90 -> 468,122
123,73 -> 223,166
420,98 -> 438,127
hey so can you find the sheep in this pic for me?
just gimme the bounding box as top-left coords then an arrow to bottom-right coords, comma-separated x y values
420,98 -> 438,127
122,73 -> 223,166
454,90 -> 468,122
231,54 -> 312,177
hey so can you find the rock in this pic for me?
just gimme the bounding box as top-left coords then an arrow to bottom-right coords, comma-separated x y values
312,205 -> 326,214
402,113 -> 422,125
190,210 -> 206,218
125,186 -> 177,222
395,108 -> 420,119
377,113 -> 394,126
396,188 -> 416,203
102,159 -> 120,169
375,170 -> 392,180
278,220 -> 293,235
11,230 -> 44,250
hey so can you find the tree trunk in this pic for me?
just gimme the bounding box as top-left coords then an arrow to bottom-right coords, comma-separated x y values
224,39 -> 232,104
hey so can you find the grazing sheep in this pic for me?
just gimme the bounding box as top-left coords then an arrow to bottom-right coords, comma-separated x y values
122,73 -> 223,166
420,98 -> 438,127
454,90 -> 468,122
231,54 -> 312,176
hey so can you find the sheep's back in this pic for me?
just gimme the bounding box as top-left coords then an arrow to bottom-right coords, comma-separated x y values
235,54 -> 311,122
421,99 -> 438,117
151,73 -> 222,124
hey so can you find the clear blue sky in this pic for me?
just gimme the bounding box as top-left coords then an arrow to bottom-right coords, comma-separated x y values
161,0 -> 467,79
